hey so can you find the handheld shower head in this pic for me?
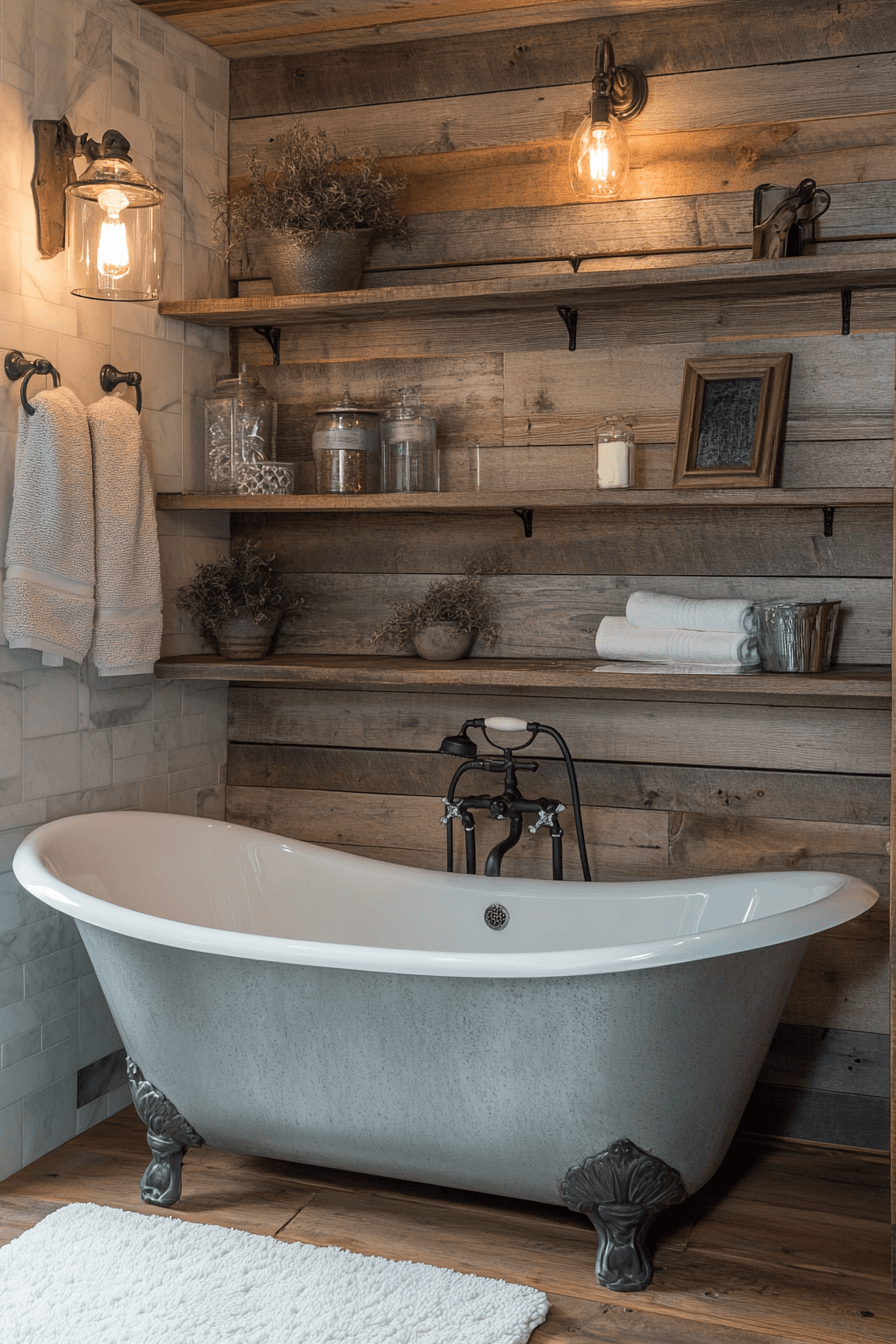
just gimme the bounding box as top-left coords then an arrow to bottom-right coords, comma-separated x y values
438,730 -> 478,758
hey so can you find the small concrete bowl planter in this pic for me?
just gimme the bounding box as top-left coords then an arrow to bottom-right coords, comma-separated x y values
254,229 -> 374,295
412,622 -> 475,661
214,609 -> 280,659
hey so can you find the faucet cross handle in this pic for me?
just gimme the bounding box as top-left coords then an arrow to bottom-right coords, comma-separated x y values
529,803 -> 565,835
441,798 -> 464,825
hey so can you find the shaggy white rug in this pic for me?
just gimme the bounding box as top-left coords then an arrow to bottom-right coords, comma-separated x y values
0,1202 -> 550,1344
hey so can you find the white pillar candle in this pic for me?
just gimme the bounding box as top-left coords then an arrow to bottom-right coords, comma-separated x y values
597,438 -> 632,488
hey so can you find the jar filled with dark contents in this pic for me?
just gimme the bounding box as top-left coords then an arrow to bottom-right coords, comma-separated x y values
311,392 -> 381,494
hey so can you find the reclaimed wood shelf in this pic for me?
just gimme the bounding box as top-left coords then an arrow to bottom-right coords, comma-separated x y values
158,252 -> 896,331
156,487 -> 893,512
153,654 -> 892,700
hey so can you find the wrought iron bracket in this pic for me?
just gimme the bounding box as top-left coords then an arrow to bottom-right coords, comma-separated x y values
557,306 -> 578,351
126,1057 -> 204,1207
841,289 -> 852,335
253,325 -> 282,366
513,507 -> 534,538
561,1138 -> 687,1291
823,506 -> 835,538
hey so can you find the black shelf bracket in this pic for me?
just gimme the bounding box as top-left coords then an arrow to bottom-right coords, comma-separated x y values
252,325 -> 281,366
823,506 -> 835,537
557,306 -> 578,351
840,289 -> 852,336
513,507 -> 534,538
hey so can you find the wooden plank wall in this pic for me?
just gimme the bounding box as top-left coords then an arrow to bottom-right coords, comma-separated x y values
226,0 -> 894,1152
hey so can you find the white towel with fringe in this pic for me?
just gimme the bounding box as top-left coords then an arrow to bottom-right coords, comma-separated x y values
626,590 -> 757,634
2,386 -> 95,664
595,616 -> 760,665
86,396 -> 162,677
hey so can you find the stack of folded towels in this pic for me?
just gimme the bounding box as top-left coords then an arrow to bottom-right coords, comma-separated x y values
595,591 -> 759,669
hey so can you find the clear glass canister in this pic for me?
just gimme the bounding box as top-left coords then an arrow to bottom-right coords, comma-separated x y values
380,387 -> 439,492
205,367 -> 277,494
312,391 -> 381,494
596,414 -> 634,489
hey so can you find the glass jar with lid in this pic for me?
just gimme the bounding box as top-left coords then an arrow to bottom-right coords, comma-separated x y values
204,366 -> 277,494
311,392 -> 381,494
380,387 -> 438,492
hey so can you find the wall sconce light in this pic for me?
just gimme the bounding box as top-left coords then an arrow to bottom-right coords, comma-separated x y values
568,37 -> 648,200
32,117 -> 164,301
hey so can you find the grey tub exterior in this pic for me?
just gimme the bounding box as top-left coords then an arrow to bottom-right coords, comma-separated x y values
17,811 -> 878,1291
78,919 -> 806,1206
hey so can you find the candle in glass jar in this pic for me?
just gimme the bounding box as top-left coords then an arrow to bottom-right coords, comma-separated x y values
596,415 -> 634,489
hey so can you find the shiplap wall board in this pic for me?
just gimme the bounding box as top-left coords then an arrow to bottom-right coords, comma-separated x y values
222,0 -> 894,1156
227,0 -> 896,116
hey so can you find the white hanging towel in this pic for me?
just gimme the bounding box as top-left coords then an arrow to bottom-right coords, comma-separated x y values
86,397 -> 162,677
595,616 -> 760,665
626,590 -> 757,635
2,386 -> 95,664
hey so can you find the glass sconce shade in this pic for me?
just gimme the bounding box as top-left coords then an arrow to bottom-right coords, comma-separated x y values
66,157 -> 164,301
568,36 -> 647,203
568,112 -> 630,200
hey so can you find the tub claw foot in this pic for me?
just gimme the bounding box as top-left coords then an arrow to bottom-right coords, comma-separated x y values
561,1139 -> 687,1292
126,1058 -> 204,1207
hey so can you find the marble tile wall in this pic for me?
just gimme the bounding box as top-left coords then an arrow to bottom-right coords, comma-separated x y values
0,0 -> 231,1180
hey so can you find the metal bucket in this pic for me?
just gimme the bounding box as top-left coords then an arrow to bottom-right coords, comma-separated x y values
754,599 -> 841,673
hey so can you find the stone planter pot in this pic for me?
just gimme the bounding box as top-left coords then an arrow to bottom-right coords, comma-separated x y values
412,622 -> 475,661
253,230 -> 374,295
214,609 -> 279,659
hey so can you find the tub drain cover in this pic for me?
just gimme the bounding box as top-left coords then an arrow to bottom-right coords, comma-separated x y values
484,903 -> 509,930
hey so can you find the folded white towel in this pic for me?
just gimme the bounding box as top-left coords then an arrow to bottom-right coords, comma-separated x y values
86,397 -> 162,677
595,616 -> 760,665
2,386 -> 95,663
626,591 -> 757,635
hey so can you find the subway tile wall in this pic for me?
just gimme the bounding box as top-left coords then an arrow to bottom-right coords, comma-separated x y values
0,0 -> 231,1179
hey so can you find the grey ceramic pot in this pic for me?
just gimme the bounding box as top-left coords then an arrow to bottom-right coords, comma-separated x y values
412,622 -> 475,661
254,230 -> 374,294
214,609 -> 279,659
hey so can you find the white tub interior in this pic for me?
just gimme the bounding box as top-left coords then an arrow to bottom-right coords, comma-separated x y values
14,811 -> 879,978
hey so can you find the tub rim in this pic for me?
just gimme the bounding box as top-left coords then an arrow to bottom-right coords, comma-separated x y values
12,812 -> 880,979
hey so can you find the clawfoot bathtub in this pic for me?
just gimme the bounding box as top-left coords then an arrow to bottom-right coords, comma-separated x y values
14,812 -> 877,1291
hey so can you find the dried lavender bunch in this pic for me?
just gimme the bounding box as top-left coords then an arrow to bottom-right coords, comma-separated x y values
371,554 -> 510,653
175,540 -> 302,646
210,124 -> 410,259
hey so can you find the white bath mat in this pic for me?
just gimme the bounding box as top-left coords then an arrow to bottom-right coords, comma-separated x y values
0,1202 -> 549,1344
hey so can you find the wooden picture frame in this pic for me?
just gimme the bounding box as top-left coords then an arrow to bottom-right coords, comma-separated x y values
672,352 -> 792,488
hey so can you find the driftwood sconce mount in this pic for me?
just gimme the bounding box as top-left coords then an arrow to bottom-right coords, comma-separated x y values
32,117 -> 133,259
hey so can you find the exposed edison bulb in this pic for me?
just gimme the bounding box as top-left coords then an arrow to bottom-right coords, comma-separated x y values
568,113 -> 630,200
96,187 -> 131,279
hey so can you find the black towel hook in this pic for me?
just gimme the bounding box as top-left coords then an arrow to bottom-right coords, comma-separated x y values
100,363 -> 142,414
4,349 -> 61,416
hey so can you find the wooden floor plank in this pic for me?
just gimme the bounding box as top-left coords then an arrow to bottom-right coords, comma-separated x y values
0,1139 -> 312,1237
0,1109 -> 892,1343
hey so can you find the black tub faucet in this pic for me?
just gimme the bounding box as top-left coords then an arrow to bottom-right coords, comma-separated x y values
438,717 -> 591,881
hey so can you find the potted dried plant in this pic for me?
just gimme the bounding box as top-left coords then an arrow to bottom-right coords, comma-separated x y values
371,556 -> 508,661
210,124 -> 410,295
175,540 -> 302,659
